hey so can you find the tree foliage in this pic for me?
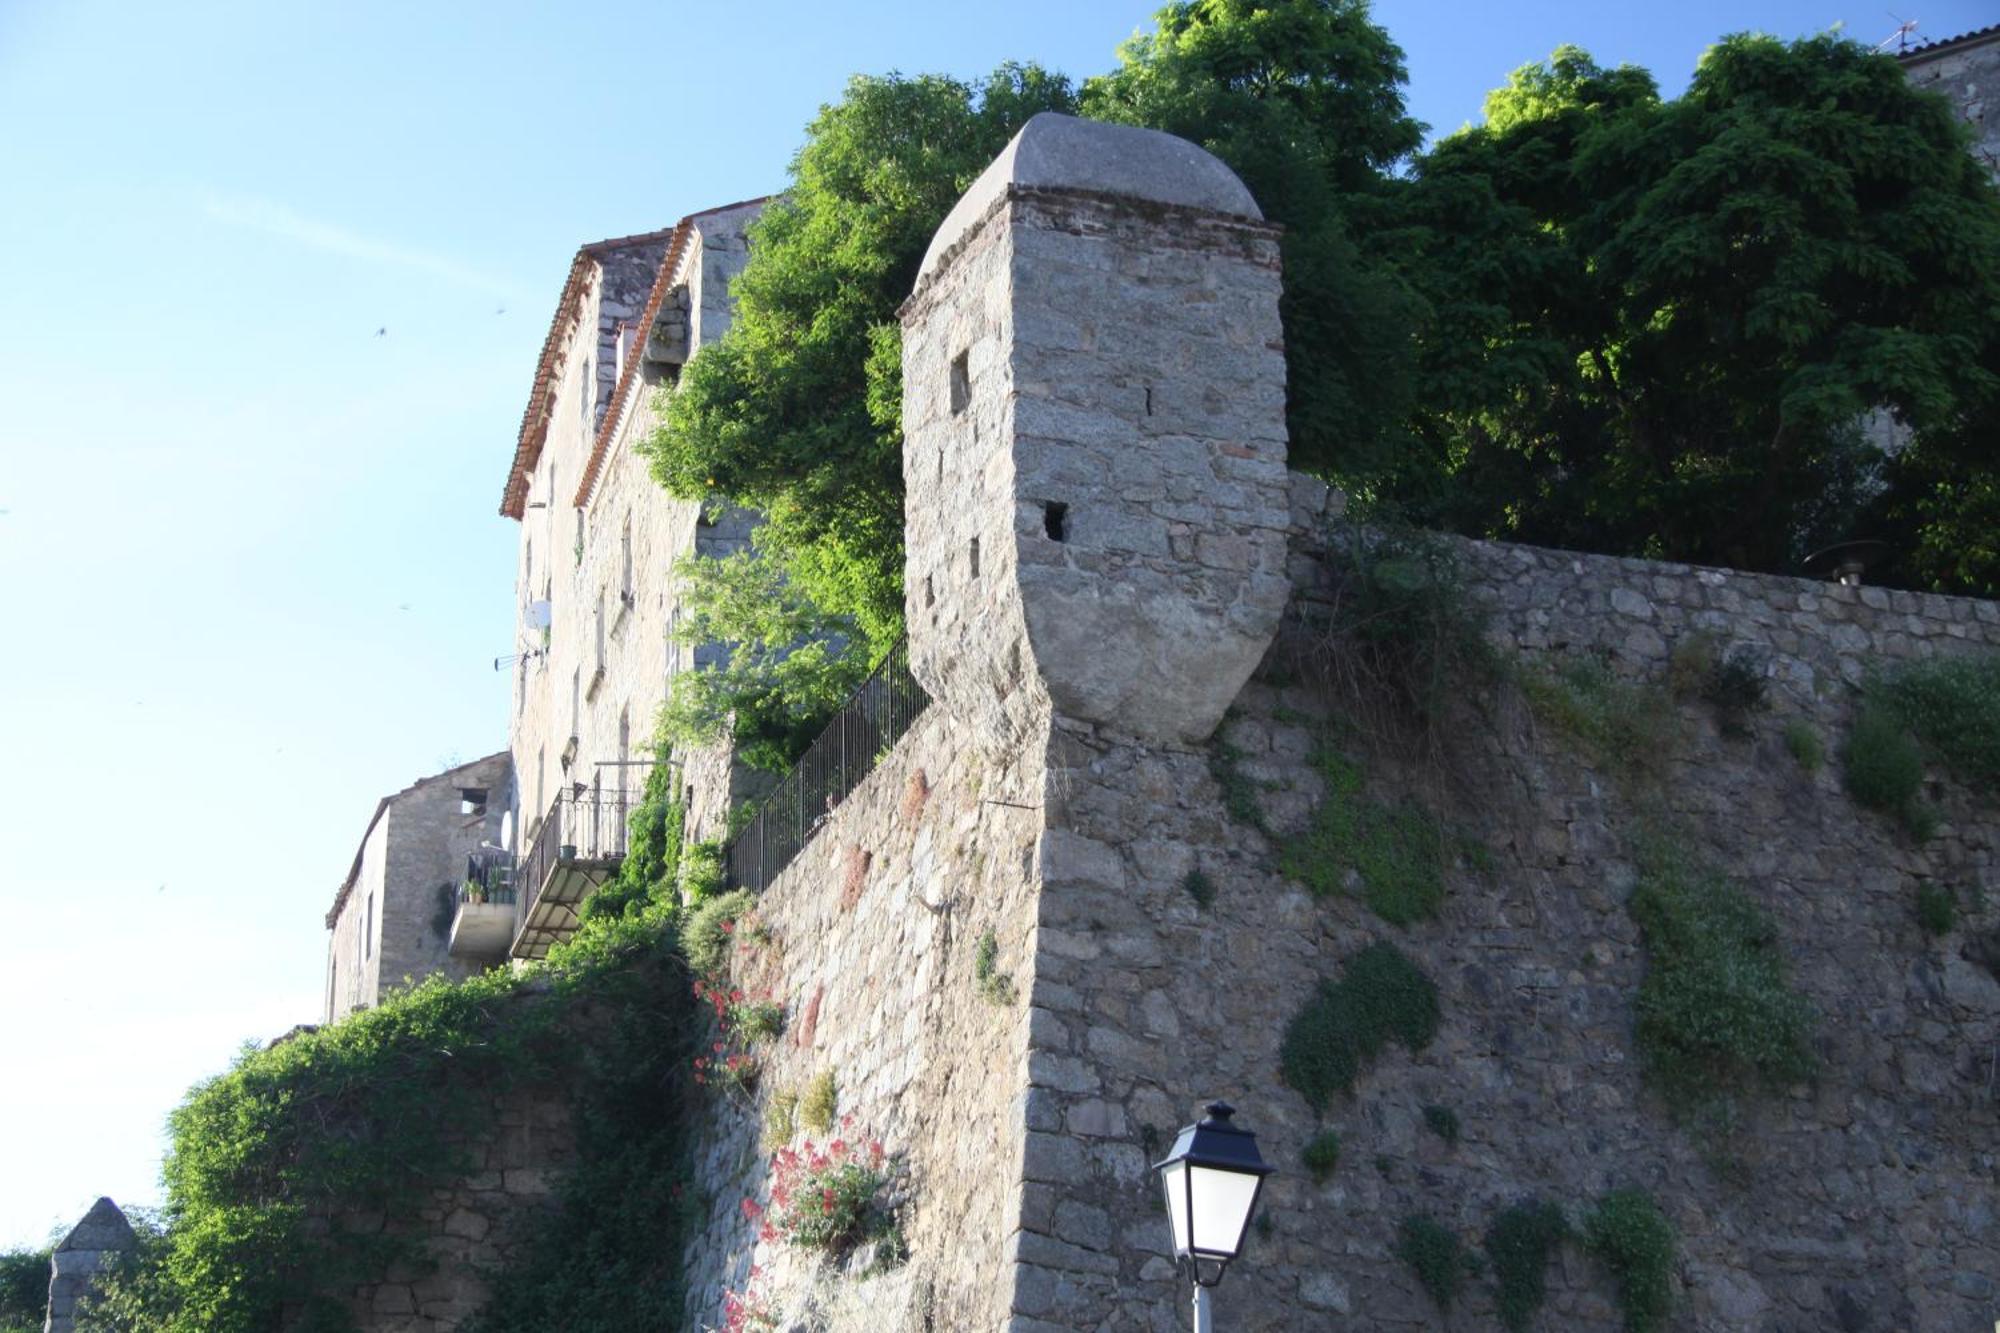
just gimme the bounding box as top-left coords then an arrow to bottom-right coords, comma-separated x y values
1397,36 -> 2000,589
0,1246 -> 50,1333
1081,0 -> 1429,491
646,64 -> 1078,648
655,548 -> 875,773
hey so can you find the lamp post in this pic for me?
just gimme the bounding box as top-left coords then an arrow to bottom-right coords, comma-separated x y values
1152,1101 -> 1274,1332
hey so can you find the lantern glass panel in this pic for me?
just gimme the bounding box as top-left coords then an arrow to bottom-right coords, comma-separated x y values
1160,1160 -> 1191,1255
1189,1162 -> 1261,1258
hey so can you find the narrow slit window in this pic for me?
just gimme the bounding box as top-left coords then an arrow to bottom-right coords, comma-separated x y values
969,536 -> 981,579
925,574 -> 936,609
949,350 -> 970,415
1043,501 -> 1069,543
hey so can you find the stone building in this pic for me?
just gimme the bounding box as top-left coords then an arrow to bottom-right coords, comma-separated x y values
1900,23 -> 1999,181
323,751 -> 511,1021
492,199 -> 763,961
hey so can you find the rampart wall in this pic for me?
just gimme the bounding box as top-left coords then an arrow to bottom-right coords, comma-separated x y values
672,114 -> 2000,1332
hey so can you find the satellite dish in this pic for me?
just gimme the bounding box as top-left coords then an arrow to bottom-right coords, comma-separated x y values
500,810 -> 515,853
526,600 -> 553,630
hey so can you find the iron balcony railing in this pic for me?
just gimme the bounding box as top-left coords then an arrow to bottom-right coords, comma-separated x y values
724,636 -> 930,893
462,848 -> 517,907
518,787 -> 634,922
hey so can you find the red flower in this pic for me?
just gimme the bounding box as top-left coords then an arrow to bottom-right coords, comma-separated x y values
741,1197 -> 763,1220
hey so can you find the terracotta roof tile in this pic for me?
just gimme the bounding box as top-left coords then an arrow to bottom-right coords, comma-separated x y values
573,196 -> 772,510
499,228 -> 678,520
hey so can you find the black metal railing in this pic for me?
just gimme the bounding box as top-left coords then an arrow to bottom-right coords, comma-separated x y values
461,848 -> 517,907
518,788 -> 634,920
724,636 -> 930,893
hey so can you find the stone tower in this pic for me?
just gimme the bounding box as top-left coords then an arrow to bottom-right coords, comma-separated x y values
43,1197 -> 135,1333
899,112 -> 1291,750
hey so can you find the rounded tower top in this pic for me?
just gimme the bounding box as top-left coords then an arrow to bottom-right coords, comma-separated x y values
916,112 -> 1262,286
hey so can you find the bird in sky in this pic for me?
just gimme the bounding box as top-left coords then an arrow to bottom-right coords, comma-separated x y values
374,327 -> 388,338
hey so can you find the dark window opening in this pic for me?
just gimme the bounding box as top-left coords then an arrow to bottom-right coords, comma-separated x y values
925,574 -> 936,609
459,787 -> 488,817
949,350 -> 970,415
969,536 -> 981,579
1043,501 -> 1069,542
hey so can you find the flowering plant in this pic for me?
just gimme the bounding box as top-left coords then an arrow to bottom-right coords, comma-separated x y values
742,1125 -> 891,1254
694,977 -> 784,1044
692,1040 -> 758,1096
719,1265 -> 778,1333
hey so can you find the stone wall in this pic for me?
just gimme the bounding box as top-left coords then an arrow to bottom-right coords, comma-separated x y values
320,1083 -> 574,1332
672,113 -> 2000,1333
1003,490 -> 2000,1331
1902,28 -> 1999,183
678,701 -> 1051,1331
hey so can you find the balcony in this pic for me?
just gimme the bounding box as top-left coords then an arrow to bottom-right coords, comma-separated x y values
509,788 -> 632,960
448,848 -> 517,962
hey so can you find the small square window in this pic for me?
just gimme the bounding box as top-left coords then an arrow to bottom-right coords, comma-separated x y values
460,788 -> 488,817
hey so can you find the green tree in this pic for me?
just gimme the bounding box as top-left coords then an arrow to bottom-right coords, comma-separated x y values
0,1246 -> 50,1333
1082,0 -> 1430,495
646,64 -> 1077,647
1398,36 -> 2000,588
655,549 -> 874,772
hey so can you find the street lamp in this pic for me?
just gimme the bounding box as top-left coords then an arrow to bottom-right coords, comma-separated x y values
1153,1101 -> 1274,1331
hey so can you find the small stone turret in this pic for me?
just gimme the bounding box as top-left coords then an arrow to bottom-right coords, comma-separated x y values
900,113 -> 1291,749
44,1197 -> 135,1333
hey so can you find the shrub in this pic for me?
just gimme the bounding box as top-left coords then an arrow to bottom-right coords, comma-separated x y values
1843,706 -> 1931,835
973,930 -> 1017,1006
1394,1214 -> 1475,1313
1874,653 -> 2000,795
1280,747 -> 1453,926
693,978 -> 784,1044
1916,882 -> 1957,936
84,928 -> 699,1333
683,889 -> 756,977
1301,1130 -> 1342,1181
1280,942 -> 1439,1110
1421,1103 -> 1459,1145
799,1071 -> 838,1137
747,1135 -> 893,1255
1584,1190 -> 1675,1333
761,1090 -> 798,1152
1183,867 -> 1216,909
1307,525 -> 1495,731
1519,655 -> 1676,785
680,839 -> 726,902
1704,648 -> 1769,737
1783,718 -> 1824,772
1629,845 -> 1815,1112
1485,1199 -> 1568,1333
1,1247 -> 51,1332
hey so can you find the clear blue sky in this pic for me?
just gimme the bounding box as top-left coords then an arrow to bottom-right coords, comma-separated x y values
0,0 -> 1988,1251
